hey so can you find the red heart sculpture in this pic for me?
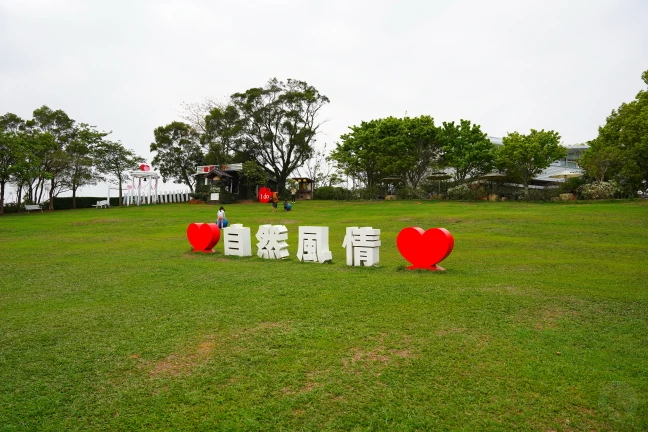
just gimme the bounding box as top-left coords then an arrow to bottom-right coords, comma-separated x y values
396,227 -> 454,271
187,223 -> 221,253
258,187 -> 272,203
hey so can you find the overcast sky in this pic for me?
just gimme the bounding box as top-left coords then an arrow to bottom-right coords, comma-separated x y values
1,0 -> 647,197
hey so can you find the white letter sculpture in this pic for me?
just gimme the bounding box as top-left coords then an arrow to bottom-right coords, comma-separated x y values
297,226 -> 333,263
256,224 -> 289,259
342,227 -> 381,266
224,224 -> 252,257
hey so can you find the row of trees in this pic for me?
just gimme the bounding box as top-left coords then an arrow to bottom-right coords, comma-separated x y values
168,70 -> 646,200
579,70 -> 648,194
0,106 -> 144,214
330,116 -> 566,197
150,78 -> 329,193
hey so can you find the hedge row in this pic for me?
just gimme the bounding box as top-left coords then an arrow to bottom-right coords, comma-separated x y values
51,197 -> 120,210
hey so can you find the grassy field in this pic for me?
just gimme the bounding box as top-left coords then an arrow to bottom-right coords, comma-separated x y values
1,199 -> 647,431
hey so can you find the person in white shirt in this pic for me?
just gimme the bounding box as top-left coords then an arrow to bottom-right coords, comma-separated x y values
216,206 -> 225,228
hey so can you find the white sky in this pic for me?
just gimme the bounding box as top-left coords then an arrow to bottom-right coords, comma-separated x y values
1,0 -> 647,198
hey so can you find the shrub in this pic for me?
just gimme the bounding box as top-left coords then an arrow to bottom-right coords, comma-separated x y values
219,189 -> 236,204
50,197 -> 120,209
447,184 -> 478,200
524,187 -> 560,201
578,181 -> 621,200
1,202 -> 20,214
189,192 -> 209,202
558,176 -> 588,195
396,186 -> 427,200
314,186 -> 352,200
355,185 -> 386,200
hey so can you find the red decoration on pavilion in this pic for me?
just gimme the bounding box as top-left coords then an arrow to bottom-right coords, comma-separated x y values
258,187 -> 272,203
396,227 -> 454,271
139,163 -> 151,171
187,223 -> 221,253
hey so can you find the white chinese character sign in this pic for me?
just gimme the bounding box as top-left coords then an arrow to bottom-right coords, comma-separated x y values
256,224 -> 289,259
297,226 -> 332,263
224,224 -> 252,257
396,227 -> 454,271
342,227 -> 381,266
186,222 -> 455,272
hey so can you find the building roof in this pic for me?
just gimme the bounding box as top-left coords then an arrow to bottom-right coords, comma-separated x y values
205,168 -> 233,180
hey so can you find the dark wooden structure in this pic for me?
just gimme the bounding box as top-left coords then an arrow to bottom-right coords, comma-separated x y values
292,177 -> 314,200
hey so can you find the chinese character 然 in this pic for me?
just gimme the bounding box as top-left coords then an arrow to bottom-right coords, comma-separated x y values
256,224 -> 289,259
297,226 -> 333,263
342,226 -> 381,266
224,224 -> 252,257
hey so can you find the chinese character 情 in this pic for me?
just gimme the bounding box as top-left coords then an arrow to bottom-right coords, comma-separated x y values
342,226 -> 381,266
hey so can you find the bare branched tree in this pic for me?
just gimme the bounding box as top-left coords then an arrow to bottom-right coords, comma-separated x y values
295,143 -> 336,190
178,97 -> 224,134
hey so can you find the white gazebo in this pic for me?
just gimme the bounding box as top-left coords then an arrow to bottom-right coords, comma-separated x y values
124,165 -> 161,206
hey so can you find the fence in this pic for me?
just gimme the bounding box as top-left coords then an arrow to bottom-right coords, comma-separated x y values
123,189 -> 191,206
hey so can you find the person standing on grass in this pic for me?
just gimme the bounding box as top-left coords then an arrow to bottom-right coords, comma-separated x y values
216,206 -> 225,228
290,186 -> 297,203
271,191 -> 279,212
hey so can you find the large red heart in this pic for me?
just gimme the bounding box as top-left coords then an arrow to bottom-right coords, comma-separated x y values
396,227 -> 454,270
187,223 -> 221,252
258,187 -> 271,203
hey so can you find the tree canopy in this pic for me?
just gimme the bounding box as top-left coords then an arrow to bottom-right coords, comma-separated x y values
94,141 -> 145,205
496,129 -> 566,196
230,78 -> 329,192
150,121 -> 205,192
440,119 -> 495,183
583,69 -> 648,193
330,116 -> 442,190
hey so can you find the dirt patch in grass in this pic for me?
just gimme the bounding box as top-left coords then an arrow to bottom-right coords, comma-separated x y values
279,219 -> 298,224
149,337 -> 217,377
281,380 -> 319,396
341,335 -> 415,374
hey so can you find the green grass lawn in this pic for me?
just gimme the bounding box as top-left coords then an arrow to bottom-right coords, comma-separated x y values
1,200 -> 647,431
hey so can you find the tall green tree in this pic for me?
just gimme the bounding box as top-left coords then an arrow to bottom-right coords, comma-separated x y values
587,69 -> 648,193
0,113 -> 25,214
397,116 -> 442,188
440,119 -> 495,183
27,106 -> 76,209
202,105 -> 243,164
150,121 -> 205,192
496,129 -> 567,197
579,139 -> 622,182
330,116 -> 442,189
229,78 -> 329,193
65,124 -> 109,208
330,119 -> 383,188
11,131 -> 47,208
94,141 -> 145,205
